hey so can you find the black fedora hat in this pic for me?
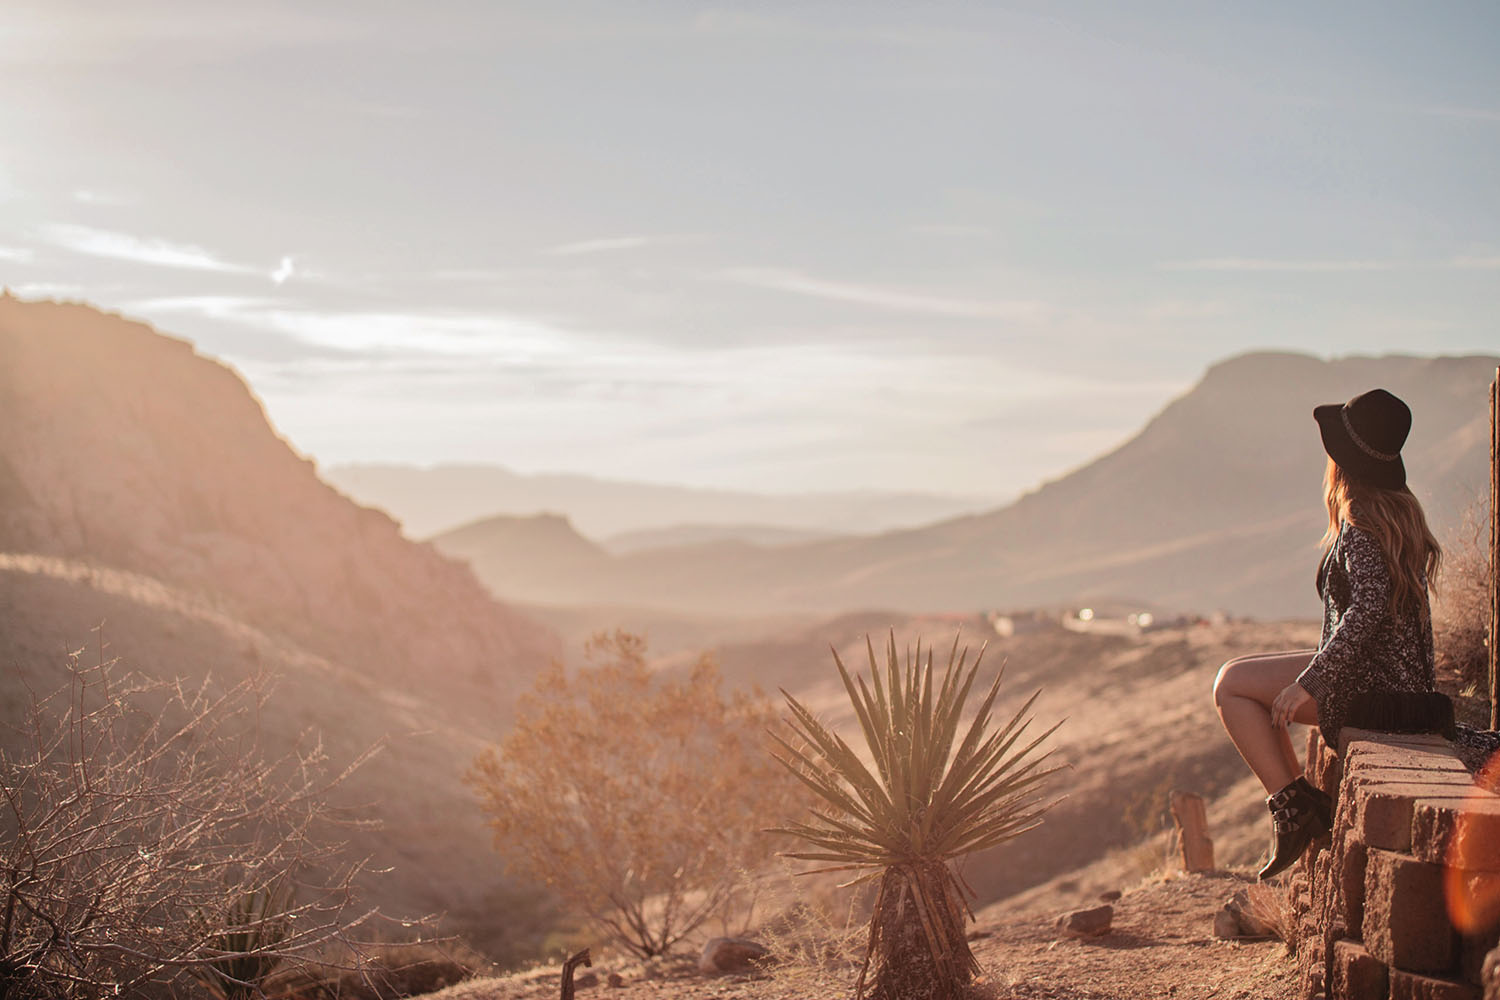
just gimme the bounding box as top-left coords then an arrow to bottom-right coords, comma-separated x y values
1313,388 -> 1410,490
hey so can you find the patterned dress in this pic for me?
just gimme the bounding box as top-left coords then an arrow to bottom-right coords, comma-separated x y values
1294,521 -> 1434,753
1294,519 -> 1500,769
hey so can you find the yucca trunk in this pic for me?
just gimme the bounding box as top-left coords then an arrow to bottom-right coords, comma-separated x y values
860,860 -> 977,1000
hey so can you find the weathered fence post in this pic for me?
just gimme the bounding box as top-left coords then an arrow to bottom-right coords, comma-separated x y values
1169,790 -> 1215,873
1490,367 -> 1498,730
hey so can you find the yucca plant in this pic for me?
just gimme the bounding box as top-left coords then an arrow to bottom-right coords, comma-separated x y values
771,632 -> 1062,1000
196,880 -> 296,1000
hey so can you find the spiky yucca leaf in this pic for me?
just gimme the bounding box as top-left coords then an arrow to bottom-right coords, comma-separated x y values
770,631 -> 1063,1000
196,881 -> 295,1000
771,631 -> 1062,881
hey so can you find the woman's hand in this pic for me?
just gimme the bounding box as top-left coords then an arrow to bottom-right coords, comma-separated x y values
1271,682 -> 1313,728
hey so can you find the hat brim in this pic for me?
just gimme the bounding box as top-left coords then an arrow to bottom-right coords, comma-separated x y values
1314,403 -> 1406,490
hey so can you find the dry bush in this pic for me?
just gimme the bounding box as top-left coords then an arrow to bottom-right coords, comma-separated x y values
1243,882 -> 1293,948
0,636 -> 376,999
466,631 -> 794,959
748,866 -> 871,986
1434,502 -> 1491,708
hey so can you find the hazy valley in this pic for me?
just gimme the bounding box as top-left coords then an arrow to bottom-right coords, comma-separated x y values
1,295 -> 1493,995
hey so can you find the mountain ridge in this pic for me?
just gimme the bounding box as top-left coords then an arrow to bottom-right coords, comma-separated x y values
325,461 -> 1002,540
434,350 -> 1497,619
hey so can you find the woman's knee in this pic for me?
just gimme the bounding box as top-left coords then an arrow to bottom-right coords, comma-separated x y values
1212,658 -> 1244,707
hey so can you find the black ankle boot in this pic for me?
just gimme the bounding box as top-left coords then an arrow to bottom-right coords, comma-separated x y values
1257,780 -> 1330,881
1294,776 -> 1333,828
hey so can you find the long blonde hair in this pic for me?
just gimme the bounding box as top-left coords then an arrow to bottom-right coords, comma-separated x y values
1320,457 -> 1442,619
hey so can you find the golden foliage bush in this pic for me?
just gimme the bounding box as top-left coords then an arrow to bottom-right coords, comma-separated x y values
466,631 -> 793,958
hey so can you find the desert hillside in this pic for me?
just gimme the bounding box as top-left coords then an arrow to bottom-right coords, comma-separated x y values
0,295 -> 558,721
655,613 -> 1323,905
0,553 -> 551,960
0,295 -> 566,952
435,352 -> 1496,619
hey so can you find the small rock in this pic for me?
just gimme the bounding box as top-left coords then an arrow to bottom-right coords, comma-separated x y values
1212,907 -> 1241,939
966,929 -> 993,941
1056,904 -> 1113,939
1099,890 -> 1122,902
606,972 -> 624,989
572,971 -> 599,990
698,937 -> 771,974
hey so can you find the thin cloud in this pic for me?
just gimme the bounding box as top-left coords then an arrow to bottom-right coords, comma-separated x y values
912,224 -> 994,237
124,294 -> 580,360
72,189 -> 139,207
718,267 -> 1051,321
542,234 -> 702,256
7,282 -> 86,299
0,246 -> 35,263
1161,258 -> 1397,273
1163,256 -> 1500,273
39,223 -> 254,274
124,295 -> 279,315
1397,103 -> 1500,125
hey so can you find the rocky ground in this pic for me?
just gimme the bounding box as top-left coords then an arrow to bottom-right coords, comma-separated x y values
423,866 -> 1296,1000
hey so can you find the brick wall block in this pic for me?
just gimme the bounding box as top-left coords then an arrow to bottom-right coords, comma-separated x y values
1450,872 -> 1500,944
1365,849 -> 1457,973
1343,839 -> 1370,934
1413,798 -> 1500,872
1343,730 -> 1461,750
1332,939 -> 1390,1000
1389,969 -> 1481,1000
1355,785 -> 1439,851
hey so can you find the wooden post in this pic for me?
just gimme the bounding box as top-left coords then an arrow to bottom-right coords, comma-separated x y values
1490,368 -> 1498,730
1169,790 -> 1215,873
560,948 -> 591,1000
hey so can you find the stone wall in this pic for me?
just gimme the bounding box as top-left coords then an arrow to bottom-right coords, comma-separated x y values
1292,728 -> 1500,1000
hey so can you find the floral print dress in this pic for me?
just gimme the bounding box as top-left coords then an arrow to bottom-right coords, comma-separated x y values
1294,521 -> 1435,753
1294,519 -> 1500,770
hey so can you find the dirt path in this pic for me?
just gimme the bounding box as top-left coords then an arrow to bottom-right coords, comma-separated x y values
427,869 -> 1294,1000
970,871 -> 1295,1000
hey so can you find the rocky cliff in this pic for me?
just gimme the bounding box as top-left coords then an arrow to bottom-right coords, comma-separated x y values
0,295 -> 557,716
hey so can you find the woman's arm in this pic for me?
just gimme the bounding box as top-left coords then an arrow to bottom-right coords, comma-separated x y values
1294,526 -> 1391,703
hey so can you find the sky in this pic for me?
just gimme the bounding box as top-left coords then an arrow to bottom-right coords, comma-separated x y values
1,2 -> 1497,498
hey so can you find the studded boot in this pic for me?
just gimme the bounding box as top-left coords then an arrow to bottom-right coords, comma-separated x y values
1257,779 -> 1330,881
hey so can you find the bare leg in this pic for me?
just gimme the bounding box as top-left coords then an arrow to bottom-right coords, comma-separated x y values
1212,650 -> 1319,794
1274,719 -> 1301,784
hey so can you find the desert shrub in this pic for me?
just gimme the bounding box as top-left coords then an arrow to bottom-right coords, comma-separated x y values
0,640 -> 374,999
745,867 -> 871,987
772,633 -> 1061,1000
466,631 -> 793,959
1243,883 -> 1293,947
1434,503 -> 1491,704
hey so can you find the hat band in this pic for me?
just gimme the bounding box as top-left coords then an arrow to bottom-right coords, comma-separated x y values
1341,409 -> 1399,463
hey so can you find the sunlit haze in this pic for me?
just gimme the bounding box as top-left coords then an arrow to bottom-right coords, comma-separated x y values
2,2 -> 1497,496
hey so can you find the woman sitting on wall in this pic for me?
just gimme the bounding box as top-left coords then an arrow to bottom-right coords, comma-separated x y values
1211,389 -> 1446,880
